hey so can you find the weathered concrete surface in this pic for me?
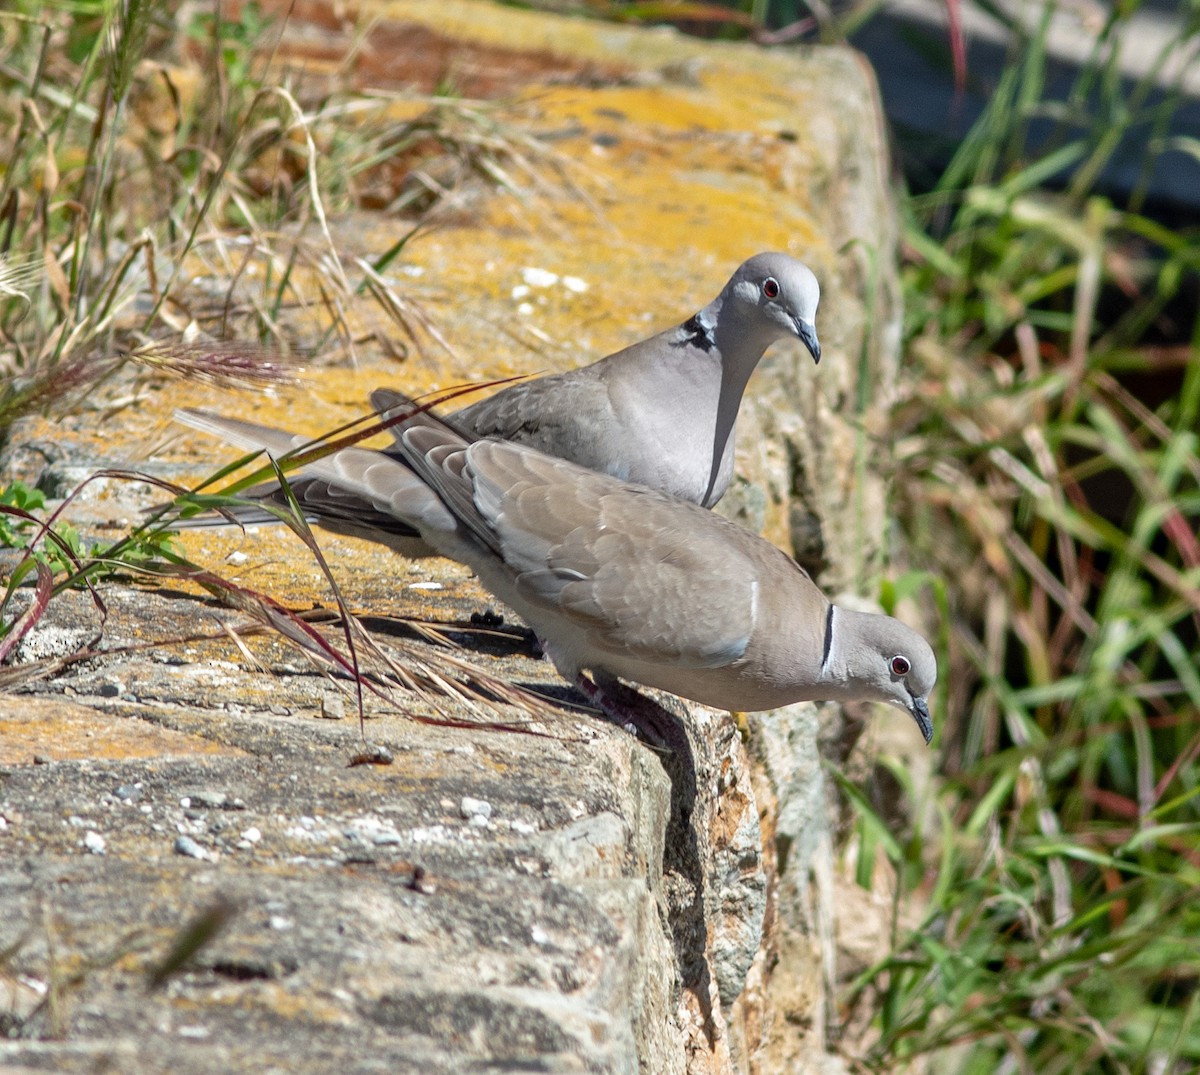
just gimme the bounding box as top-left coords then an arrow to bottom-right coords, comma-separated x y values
0,2 -> 923,1072
0,581 -> 760,1074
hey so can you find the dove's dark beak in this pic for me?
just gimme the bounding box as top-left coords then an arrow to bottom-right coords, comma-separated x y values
795,318 -> 821,364
910,695 -> 934,745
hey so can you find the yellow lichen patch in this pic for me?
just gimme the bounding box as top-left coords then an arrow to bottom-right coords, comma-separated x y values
0,696 -> 245,765
166,522 -> 487,615
171,978 -> 354,1026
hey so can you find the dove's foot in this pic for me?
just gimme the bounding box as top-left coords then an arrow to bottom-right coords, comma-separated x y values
573,673 -> 682,752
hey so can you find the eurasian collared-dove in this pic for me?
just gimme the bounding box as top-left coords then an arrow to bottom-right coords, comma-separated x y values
177,253 -> 820,554
446,251 -> 820,507
175,396 -> 937,743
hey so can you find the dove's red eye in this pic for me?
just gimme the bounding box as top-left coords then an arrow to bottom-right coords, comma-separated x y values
891,655 -> 911,677
763,277 -> 780,299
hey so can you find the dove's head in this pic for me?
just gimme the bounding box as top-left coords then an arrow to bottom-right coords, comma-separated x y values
725,252 -> 822,364
828,608 -> 938,743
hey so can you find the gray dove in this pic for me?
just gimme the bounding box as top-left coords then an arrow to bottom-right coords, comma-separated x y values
177,253 -> 820,554
446,251 -> 820,507
174,396 -> 936,743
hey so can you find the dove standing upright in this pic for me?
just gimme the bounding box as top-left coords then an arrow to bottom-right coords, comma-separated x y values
175,395 -> 937,743
444,251 -> 821,508
177,254 -> 821,554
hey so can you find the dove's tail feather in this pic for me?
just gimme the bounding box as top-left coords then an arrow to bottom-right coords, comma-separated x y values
168,503 -> 309,532
169,405 -> 453,556
175,408 -> 313,459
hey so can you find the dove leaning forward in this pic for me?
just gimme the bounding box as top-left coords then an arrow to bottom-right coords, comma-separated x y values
176,253 -> 821,554
176,395 -> 937,742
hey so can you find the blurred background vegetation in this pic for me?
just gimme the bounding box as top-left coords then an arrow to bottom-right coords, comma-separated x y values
1,0 -> 1197,1072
